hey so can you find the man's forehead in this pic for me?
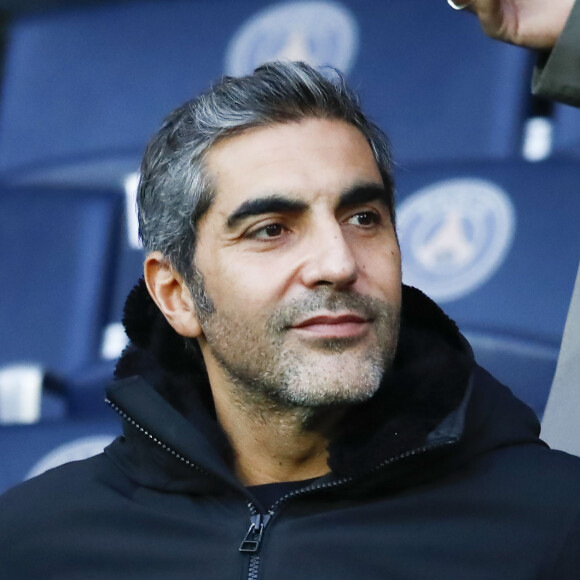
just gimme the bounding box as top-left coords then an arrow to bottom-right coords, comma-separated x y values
204,118 -> 385,217
206,117 -> 376,167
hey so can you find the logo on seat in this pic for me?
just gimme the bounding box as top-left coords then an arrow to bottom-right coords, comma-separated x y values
397,178 -> 516,302
225,1 -> 359,76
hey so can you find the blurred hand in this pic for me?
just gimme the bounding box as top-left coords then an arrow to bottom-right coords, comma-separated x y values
464,0 -> 575,49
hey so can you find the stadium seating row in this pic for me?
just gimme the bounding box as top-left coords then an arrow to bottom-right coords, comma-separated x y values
0,0 -> 533,177
2,157 -> 579,417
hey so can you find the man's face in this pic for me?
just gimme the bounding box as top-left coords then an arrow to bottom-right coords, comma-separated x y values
192,118 -> 402,408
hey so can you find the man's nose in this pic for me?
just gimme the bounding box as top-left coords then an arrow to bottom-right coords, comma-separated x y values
300,223 -> 358,289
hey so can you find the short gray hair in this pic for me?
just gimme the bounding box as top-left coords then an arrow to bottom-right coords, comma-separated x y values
137,61 -> 394,284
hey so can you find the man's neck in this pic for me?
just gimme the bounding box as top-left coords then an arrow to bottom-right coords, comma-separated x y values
211,385 -> 344,486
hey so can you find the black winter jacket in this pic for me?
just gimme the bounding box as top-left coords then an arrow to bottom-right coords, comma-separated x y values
1,282 -> 580,579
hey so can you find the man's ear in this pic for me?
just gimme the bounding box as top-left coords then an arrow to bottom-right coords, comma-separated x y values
144,252 -> 202,338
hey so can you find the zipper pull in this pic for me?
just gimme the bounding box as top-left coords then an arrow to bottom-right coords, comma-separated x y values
239,513 -> 271,553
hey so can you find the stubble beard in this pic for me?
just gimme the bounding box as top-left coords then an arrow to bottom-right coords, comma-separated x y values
191,276 -> 400,412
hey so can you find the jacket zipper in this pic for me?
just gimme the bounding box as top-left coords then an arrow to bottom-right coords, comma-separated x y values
105,399 -> 212,477
107,399 -> 270,580
239,512 -> 271,553
237,437 -> 458,580
107,400 -> 457,580
239,510 -> 271,580
268,437 -> 458,514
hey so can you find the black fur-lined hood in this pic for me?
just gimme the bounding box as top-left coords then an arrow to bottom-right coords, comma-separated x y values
105,280 -> 542,493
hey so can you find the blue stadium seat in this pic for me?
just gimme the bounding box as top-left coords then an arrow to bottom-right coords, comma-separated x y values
0,185 -> 122,376
0,0 -> 531,180
553,103 -> 580,158
1,166 -> 145,352
395,159 -> 580,418
0,416 -> 120,495
343,0 -> 532,164
108,173 -> 146,325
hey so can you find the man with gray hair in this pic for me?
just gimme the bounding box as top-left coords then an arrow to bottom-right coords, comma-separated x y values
2,1 -> 580,575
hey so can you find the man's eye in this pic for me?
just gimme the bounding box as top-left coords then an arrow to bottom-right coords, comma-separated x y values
250,223 -> 285,239
348,211 -> 380,226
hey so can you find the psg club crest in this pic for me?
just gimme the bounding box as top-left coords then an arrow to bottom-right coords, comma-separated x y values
397,178 -> 516,302
225,1 -> 359,76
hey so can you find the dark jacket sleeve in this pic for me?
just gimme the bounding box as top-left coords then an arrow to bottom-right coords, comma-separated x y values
546,511 -> 580,579
532,0 -> 580,107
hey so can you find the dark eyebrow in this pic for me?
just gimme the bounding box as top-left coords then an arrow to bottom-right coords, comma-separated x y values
226,195 -> 308,229
225,183 -> 390,229
338,183 -> 390,210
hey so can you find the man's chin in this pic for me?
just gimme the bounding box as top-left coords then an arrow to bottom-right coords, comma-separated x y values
274,359 -> 384,408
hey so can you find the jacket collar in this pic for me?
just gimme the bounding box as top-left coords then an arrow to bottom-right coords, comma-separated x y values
107,280 -> 485,489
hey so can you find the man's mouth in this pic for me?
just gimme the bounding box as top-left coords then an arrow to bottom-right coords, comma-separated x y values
291,313 -> 371,339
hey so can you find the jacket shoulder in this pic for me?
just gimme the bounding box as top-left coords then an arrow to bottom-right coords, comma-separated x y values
0,452 -> 134,533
